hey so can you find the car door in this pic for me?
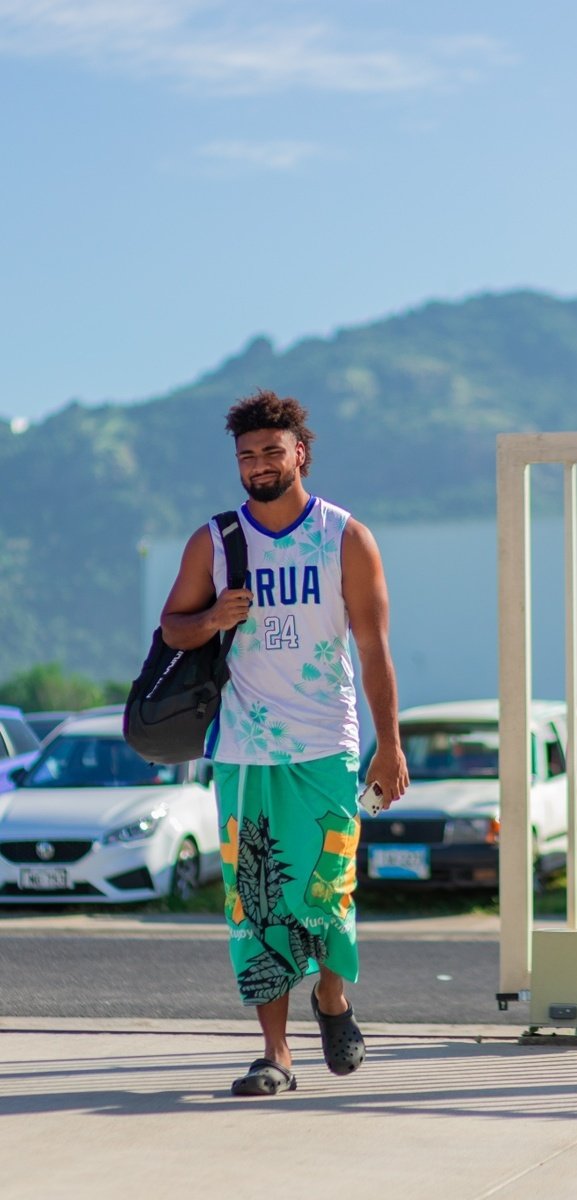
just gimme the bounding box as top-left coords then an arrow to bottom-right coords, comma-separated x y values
536,720 -> 567,852
184,760 -> 220,853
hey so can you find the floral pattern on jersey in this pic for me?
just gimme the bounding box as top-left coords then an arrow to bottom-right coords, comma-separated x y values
298,529 -> 339,569
229,615 -> 261,658
257,506 -> 346,569
303,510 -> 348,533
262,533 -> 298,566
294,638 -> 352,705
294,509 -> 348,569
223,699 -> 309,762
314,640 -> 339,664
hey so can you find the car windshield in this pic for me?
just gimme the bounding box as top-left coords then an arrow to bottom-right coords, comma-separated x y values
401,723 -> 500,780
0,717 -> 40,756
21,735 -> 180,788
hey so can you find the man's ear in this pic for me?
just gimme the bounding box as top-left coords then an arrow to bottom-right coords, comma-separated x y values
296,441 -> 306,467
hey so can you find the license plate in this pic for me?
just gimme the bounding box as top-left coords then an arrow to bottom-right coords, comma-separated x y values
368,844 -> 431,880
19,867 -> 70,890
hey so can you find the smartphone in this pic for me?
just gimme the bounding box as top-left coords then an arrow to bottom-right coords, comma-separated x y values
358,781 -> 384,817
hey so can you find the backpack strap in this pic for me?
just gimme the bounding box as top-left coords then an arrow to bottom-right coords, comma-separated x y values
212,510 -> 248,666
215,510 -> 248,590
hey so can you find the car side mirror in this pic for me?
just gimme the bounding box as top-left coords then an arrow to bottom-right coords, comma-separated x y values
8,766 -> 27,787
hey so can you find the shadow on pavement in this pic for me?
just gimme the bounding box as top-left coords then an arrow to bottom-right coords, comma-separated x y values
3,1036 -> 577,1121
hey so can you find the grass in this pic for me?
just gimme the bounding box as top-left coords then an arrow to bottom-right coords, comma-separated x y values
354,886 -> 499,920
1,873 -> 567,922
139,880 -> 500,920
136,884 -> 500,920
138,880 -> 226,916
157,871 -> 568,921
534,874 -> 567,918
356,872 -> 569,920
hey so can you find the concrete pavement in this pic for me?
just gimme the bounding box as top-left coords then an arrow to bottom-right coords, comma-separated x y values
3,913 -> 577,1199
3,1015 -> 577,1199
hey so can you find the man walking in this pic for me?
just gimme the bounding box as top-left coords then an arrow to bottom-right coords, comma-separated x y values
161,391 -> 408,1095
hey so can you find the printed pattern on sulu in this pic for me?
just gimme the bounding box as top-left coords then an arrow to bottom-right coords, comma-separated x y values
214,753 -> 361,1005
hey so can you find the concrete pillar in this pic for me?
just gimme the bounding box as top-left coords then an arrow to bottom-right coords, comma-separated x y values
498,433 -> 577,1000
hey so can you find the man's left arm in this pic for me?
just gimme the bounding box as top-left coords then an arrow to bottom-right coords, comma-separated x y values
342,518 -> 409,808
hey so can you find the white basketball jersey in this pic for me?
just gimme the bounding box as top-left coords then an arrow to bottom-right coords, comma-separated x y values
207,496 -> 360,765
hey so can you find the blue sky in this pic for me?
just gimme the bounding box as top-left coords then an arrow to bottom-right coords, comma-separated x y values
1,0 -> 576,422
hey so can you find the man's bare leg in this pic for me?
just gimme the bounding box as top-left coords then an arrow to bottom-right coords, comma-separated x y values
312,964 -> 365,1075
255,967 -> 349,1070
314,964 -> 350,1015
256,993 -> 292,1069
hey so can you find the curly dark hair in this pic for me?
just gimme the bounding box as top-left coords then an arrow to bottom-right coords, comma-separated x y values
225,390 -> 315,477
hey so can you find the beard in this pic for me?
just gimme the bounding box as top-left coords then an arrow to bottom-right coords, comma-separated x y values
243,468 -> 296,502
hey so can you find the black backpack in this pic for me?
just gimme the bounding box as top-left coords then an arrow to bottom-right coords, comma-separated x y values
123,511 -> 248,764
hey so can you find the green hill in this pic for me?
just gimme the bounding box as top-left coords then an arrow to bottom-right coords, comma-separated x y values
1,289 -> 576,682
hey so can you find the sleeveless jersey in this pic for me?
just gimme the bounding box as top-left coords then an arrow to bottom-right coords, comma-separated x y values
207,495 -> 360,765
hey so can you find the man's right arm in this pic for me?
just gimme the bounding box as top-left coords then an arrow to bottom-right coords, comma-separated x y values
160,524 -> 253,650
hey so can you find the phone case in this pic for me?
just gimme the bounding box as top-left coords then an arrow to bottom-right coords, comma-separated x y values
359,781 -> 384,817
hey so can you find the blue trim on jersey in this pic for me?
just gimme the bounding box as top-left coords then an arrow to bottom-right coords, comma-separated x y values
204,711 -> 220,760
241,495 -> 316,539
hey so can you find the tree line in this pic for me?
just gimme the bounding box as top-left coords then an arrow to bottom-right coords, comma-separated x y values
0,663 -> 129,713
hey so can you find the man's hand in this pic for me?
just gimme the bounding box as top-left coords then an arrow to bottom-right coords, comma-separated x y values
212,586 -> 253,630
161,526 -> 253,650
364,744 -> 409,811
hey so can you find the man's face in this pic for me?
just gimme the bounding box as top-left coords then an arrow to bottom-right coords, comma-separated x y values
236,428 -> 305,502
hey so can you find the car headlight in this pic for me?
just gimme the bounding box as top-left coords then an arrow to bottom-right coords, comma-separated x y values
443,817 -> 500,845
103,805 -> 167,845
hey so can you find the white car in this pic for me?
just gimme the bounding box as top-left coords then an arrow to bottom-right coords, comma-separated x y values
0,714 -> 221,904
358,699 -> 568,889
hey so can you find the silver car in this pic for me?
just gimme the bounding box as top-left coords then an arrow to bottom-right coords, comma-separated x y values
0,706 -> 42,794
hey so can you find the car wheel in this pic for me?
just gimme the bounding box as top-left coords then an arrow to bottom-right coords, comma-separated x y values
172,836 -> 200,901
